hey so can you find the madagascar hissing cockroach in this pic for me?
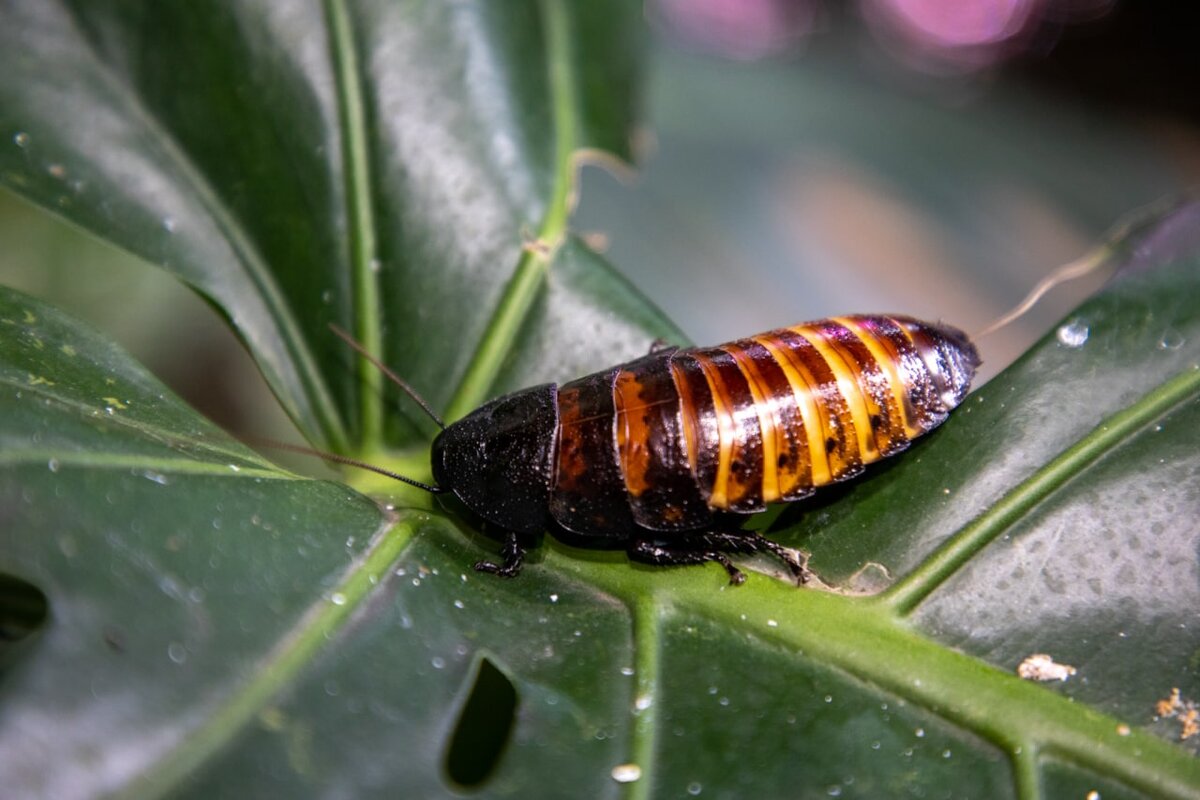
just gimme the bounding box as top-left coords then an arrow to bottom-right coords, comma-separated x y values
322,315 -> 979,585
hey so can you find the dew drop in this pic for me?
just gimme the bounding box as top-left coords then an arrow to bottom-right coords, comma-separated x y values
47,458 -> 59,473
1056,320 -> 1089,348
162,216 -> 177,233
611,764 -> 641,783
13,132 -> 30,147
1159,329 -> 1185,351
158,575 -> 181,598
431,656 -> 445,669
620,666 -> 635,676
549,593 -> 559,603
687,782 -> 703,795
634,694 -> 652,711
330,592 -> 347,606
141,470 -> 169,485
167,642 -> 187,664
58,535 -> 78,558
453,599 -> 464,609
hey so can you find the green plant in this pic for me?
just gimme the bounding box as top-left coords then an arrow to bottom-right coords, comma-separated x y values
1,2 -> 1198,798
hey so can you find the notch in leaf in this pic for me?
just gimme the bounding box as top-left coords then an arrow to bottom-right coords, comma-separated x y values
443,656 -> 519,788
0,573 -> 49,671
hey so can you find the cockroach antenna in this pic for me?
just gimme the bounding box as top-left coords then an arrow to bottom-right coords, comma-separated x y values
970,193 -> 1188,340
244,437 -> 447,494
329,323 -> 446,430
973,247 -> 1110,340
247,325 -> 450,493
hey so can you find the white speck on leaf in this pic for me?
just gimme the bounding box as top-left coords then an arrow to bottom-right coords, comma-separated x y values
1017,653 -> 1077,682
611,763 -> 641,783
1056,319 -> 1089,348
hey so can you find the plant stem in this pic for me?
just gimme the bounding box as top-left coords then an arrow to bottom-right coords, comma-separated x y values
443,0 -> 577,422
325,0 -> 383,449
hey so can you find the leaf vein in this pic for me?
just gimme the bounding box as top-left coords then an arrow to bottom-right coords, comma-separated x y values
55,0 -> 349,450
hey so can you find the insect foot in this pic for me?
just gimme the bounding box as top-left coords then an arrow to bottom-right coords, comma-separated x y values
473,532 -> 527,578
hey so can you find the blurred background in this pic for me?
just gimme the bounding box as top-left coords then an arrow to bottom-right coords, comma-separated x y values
0,0 -> 1195,442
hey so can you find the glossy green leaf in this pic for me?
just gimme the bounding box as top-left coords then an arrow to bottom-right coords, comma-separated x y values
3,225 -> 1199,799
2,2 -> 1200,799
0,0 -> 656,454
0,287 -> 385,793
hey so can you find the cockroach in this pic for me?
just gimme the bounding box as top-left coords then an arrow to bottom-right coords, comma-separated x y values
314,315 -> 979,585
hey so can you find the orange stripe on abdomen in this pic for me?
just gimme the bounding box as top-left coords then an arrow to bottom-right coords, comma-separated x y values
754,328 -> 863,486
817,318 -> 910,458
834,316 -> 916,439
670,349 -> 765,512
614,354 -> 711,531
788,321 -> 879,465
664,314 -> 972,512
614,368 -> 654,497
721,339 -> 814,503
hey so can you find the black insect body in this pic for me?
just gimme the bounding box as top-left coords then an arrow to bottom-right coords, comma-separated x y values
404,314 -> 980,583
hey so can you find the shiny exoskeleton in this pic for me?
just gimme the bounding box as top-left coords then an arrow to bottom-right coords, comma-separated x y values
431,315 -> 979,583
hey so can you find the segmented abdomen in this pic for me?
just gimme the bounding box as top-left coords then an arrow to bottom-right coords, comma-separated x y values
553,314 -> 978,535
617,314 -> 978,518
